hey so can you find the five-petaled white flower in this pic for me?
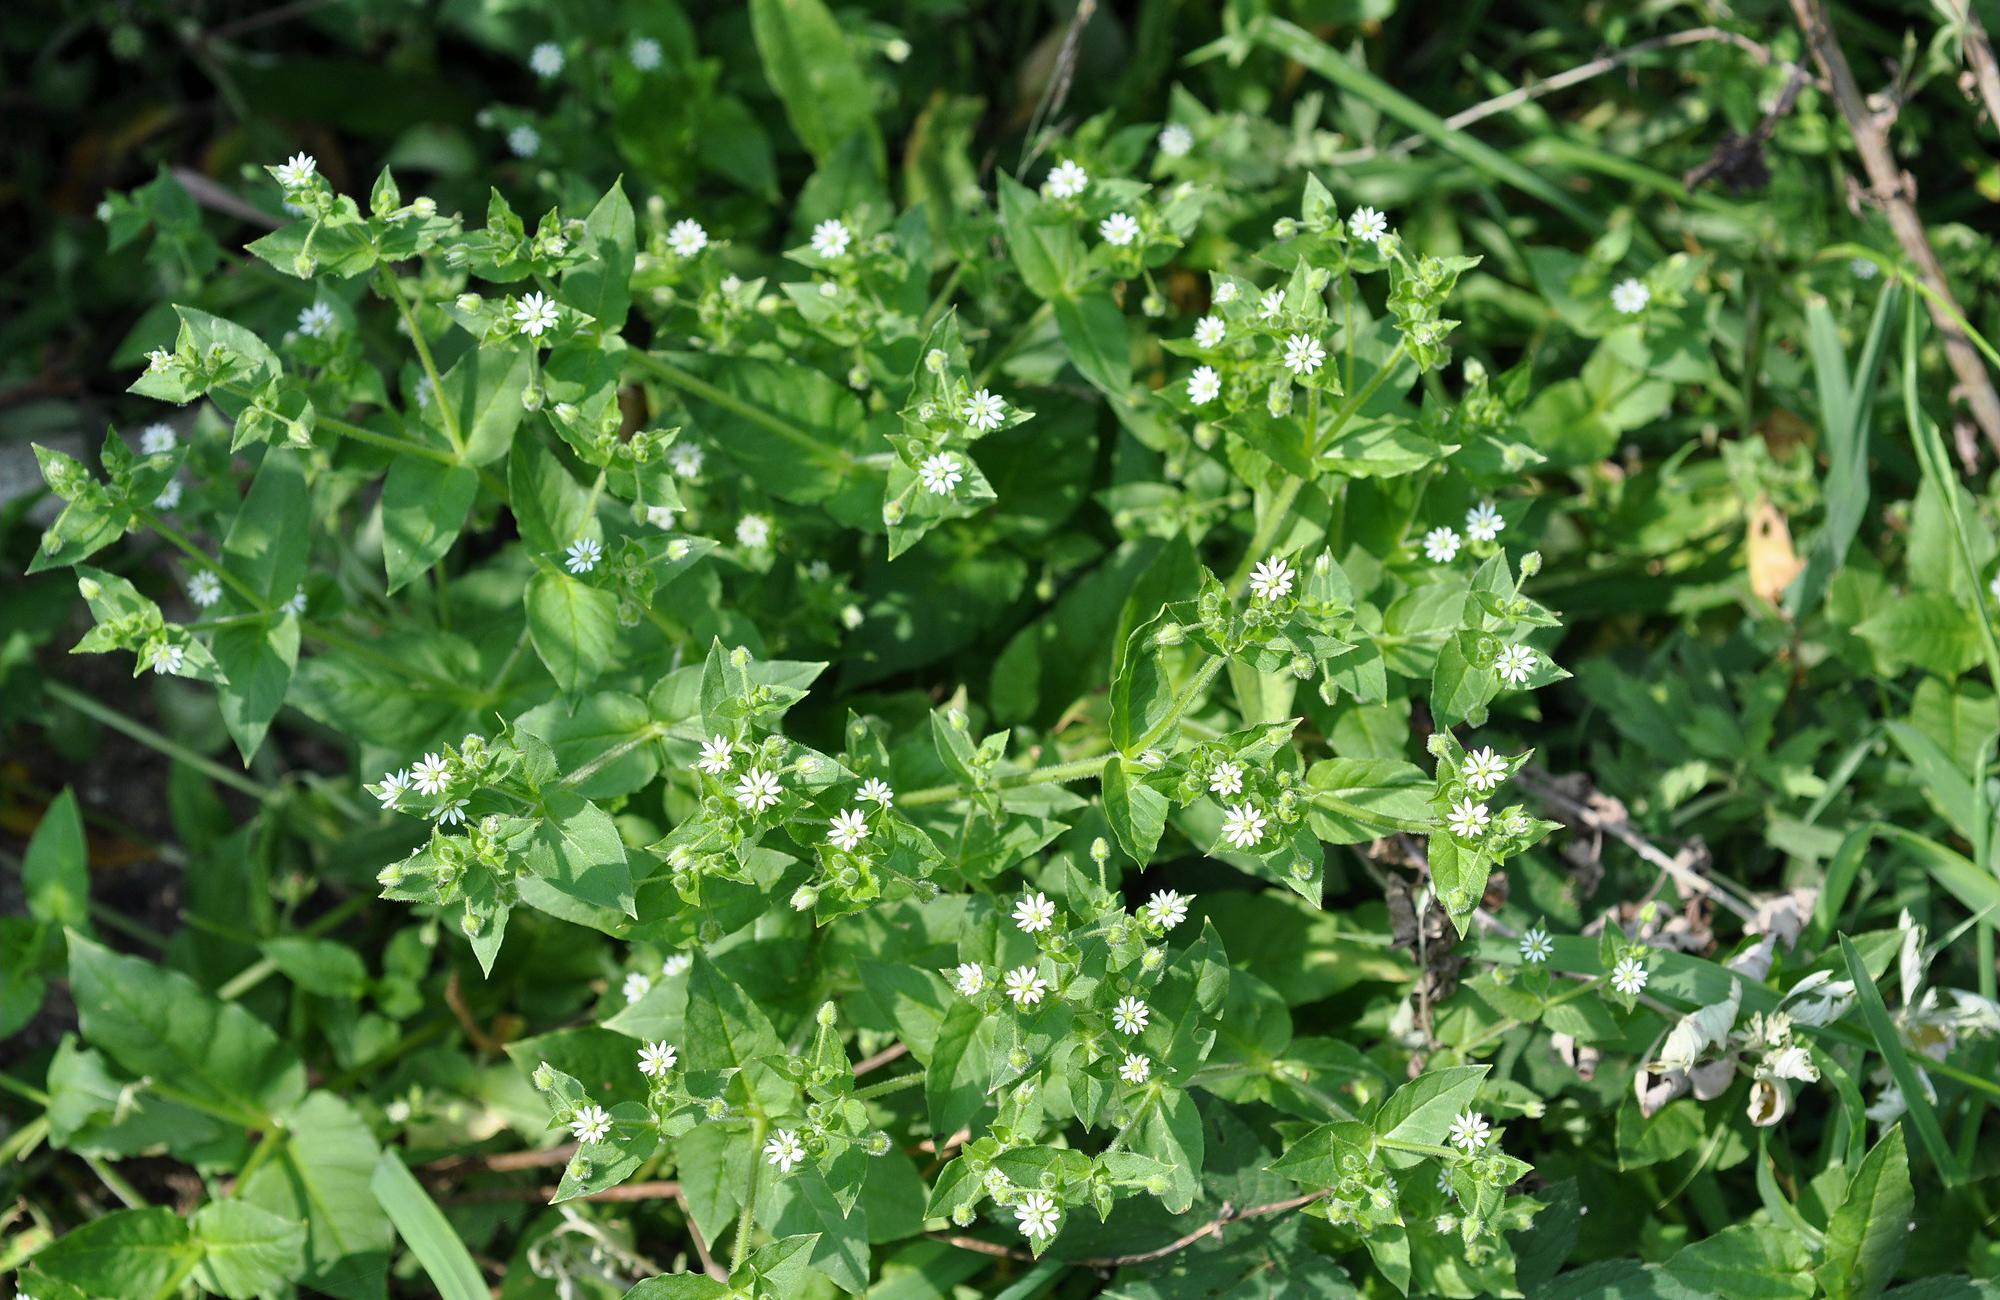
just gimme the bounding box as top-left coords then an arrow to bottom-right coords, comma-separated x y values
1044,159 -> 1089,199
275,153 -> 317,189
529,41 -> 564,76
622,972 -> 652,1004
1465,501 -> 1505,541
1461,747 -> 1506,793
1187,365 -> 1221,406
1142,889 -> 1191,930
153,479 -> 183,511
1015,1191 -> 1060,1240
570,1104 -> 612,1145
810,218 -> 852,259
736,514 -> 771,549
153,644 -> 185,676
1448,1110 -> 1491,1152
638,1041 -> 677,1078
669,443 -> 704,478
508,124 -> 541,158
858,777 -> 894,807
1112,996 -> 1150,1034
1348,206 -> 1388,245
1209,761 -> 1244,798
1158,123 -> 1193,156
962,388 -> 1005,432
918,452 -> 964,495
1193,315 -> 1225,348
1248,555 -> 1294,602
1423,527 -> 1461,564
1611,955 -> 1650,997
667,218 -> 708,257
696,735 -> 733,775
1445,799 -> 1490,839
514,291 -> 560,337
1014,891 -> 1056,934
375,769 -> 409,810
140,423 -> 176,455
734,767 -> 783,813
187,570 -> 222,608
411,753 -> 451,795
1282,333 -> 1325,375
1220,802 -> 1268,850
1259,289 -> 1285,319
1519,926 -> 1553,964
954,963 -> 985,996
1494,643 -> 1537,687
1099,212 -> 1140,246
828,808 -> 870,851
1118,1053 -> 1152,1084
629,36 -> 662,69
763,1128 -> 806,1173
564,538 -> 601,574
1004,964 -> 1048,1007
1611,278 -> 1651,314
432,798 -> 468,826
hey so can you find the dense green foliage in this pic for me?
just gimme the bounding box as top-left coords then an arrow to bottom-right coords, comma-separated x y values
7,2 -> 2000,1297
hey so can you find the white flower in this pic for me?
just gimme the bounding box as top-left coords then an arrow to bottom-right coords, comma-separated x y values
1248,555 -> 1294,602
1991,573 -> 2000,602
1112,996 -> 1150,1034
507,124 -> 541,158
858,777 -> 894,807
736,514 -> 771,549
1044,159 -> 1090,199
1099,212 -> 1140,246
662,953 -> 693,978
1611,955 -> 1650,997
840,604 -> 864,629
1519,926 -> 1553,963
667,218 -> 708,257
1348,206 -> 1388,245
1465,501 -> 1505,541
140,423 -> 176,455
153,644 -> 185,676
646,505 -> 677,530
622,971 -> 652,1004
275,152 -> 317,189
1422,527 -> 1461,564
1445,799 -> 1489,838
810,218 -> 852,259
1193,315 -> 1225,348
696,735 -> 733,775
734,767 -> 783,813
1282,333 -> 1325,375
1494,644 -> 1537,687
1015,1190 -> 1060,1240
146,348 -> 174,373
1013,891 -> 1056,934
1186,365 -> 1221,405
629,36 -> 662,69
1220,802 -> 1268,850
1461,747 -> 1506,793
529,42 -> 564,77
432,798 -> 468,826
918,452 -> 964,495
1118,1053 -> 1151,1084
1142,889 -> 1191,930
954,963 -> 985,997
411,753 -> 451,795
1851,257 -> 1879,280
569,1104 -> 613,1145
1158,123 -> 1193,156
1259,289 -> 1285,319
187,570 -> 222,608
1004,964 -> 1048,1007
564,538 -> 601,574
761,1128 -> 805,1173
669,443 -> 704,478
514,292 -> 561,338
828,808 -> 870,851
962,388 -> 1005,432
1208,761 -> 1244,797
296,300 -> 336,339
638,1041 -> 677,1078
283,585 -> 307,616
1447,1110 -> 1491,1152
375,769 -> 410,810
152,479 -> 183,511
1611,278 -> 1651,314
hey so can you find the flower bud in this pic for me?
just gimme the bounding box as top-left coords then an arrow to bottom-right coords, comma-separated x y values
791,886 -> 818,911
521,385 -> 544,412
816,1001 -> 838,1028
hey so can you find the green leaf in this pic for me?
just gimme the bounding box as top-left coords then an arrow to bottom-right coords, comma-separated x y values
1127,1087 -> 1204,1213
24,787 -> 89,929
381,458 -> 477,593
682,955 -> 786,1071
369,1150 -> 488,1300
748,0 -> 884,172
211,616 -> 300,763
29,1206 -> 197,1297
562,179 -> 637,333
1665,1223 -> 1813,1300
221,448 -> 310,603
624,1276 -> 730,1299
1838,934 -> 1959,1185
997,174 -> 1082,301
524,785 -> 636,917
526,571 -> 619,695
1372,1064 -> 1487,1163
1815,1125 -> 1914,1300
1304,758 -> 1432,843
192,1199 -> 309,1300
926,999 -> 999,1137
1269,1118 -> 1373,1189
443,344 -> 533,466
1101,755 -> 1168,863
660,354 -> 858,505
262,936 -> 369,998
239,1091 -> 392,1300
764,1168 -> 868,1293
1054,294 -> 1131,398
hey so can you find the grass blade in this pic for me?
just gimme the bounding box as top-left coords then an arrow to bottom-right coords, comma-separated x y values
369,1150 -> 488,1300
1836,933 -> 1961,1187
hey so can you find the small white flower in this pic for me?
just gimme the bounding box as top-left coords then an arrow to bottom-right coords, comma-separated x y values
1422,527 -> 1461,564
376,769 -> 410,810
1520,925 -> 1554,964
962,388 -> 1005,432
514,291 -> 561,338
1015,1190 -> 1060,1240
507,124 -> 541,158
1611,955 -> 1650,997
1220,802 -> 1268,850
1013,892 -> 1057,934
1208,761 -> 1243,798
1465,501 -> 1505,541
1118,1052 -> 1152,1084
638,1041 -> 677,1078
840,604 -> 864,630
918,452 -> 964,495
146,348 -> 174,373
696,735 -> 733,775
662,953 -> 693,978
152,479 -> 183,511
1282,333 -> 1325,375
275,152 -> 317,189
1259,289 -> 1285,319
140,423 -> 176,455
529,41 -> 564,77
432,798 -> 468,826
669,443 -> 704,478
667,218 -> 708,257
1098,212 -> 1140,246
1004,964 -> 1048,1007
735,514 -> 771,549
1044,159 -> 1089,199
955,963 -> 985,997
810,218 -> 852,259
828,808 -> 870,851
1348,206 -> 1388,245
1445,799 -> 1490,839
411,753 -> 451,795
1112,996 -> 1150,1034
628,36 -> 662,70
1248,556 -> 1294,602
153,644 -> 185,676
295,301 -> 335,337
1157,123 -> 1194,157
1990,573 -> 2000,603
187,570 -> 222,608
564,538 -> 601,574
764,1127 -> 806,1172
622,971 -> 652,1004
1186,365 -> 1221,405
1611,278 -> 1651,314
1448,1110 -> 1491,1152
1851,257 -> 1879,280
1214,283 -> 1238,305
645,505 -> 677,530
1142,889 -> 1191,930
849,777 -> 893,810
282,585 -> 307,616
569,1104 -> 613,1145
734,767 -> 783,813
1193,315 -> 1226,348
1461,747 -> 1506,793
1494,644 -> 1537,687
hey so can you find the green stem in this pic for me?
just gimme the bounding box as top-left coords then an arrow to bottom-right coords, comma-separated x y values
900,753 -> 1110,808
1377,1136 -> 1458,1160
632,352 -> 850,469
217,892 -> 374,1001
141,512 -> 269,611
380,270 -> 464,455
232,1126 -> 289,1192
852,1070 -> 926,1102
1134,655 -> 1224,753
731,1118 -> 768,1273
1226,477 -> 1305,596
44,681 -> 275,802
86,1154 -> 151,1209
0,1070 -> 50,1106
564,723 -> 666,787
